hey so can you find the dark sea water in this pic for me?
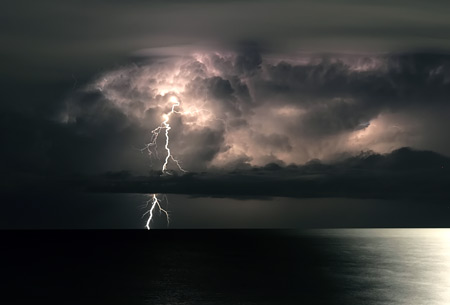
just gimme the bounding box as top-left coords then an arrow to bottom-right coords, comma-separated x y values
2,229 -> 449,305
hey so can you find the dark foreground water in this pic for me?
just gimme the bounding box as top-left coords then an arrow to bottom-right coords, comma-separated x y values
2,229 -> 449,304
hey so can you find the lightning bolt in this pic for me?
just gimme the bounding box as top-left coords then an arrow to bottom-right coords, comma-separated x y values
141,95 -> 187,229
142,95 -> 187,175
140,94 -> 225,229
143,194 -> 169,230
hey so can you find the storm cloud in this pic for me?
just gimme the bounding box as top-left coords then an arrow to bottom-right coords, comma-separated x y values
54,48 -> 450,174
2,0 -> 450,178
64,147 -> 450,202
2,1 -> 450,229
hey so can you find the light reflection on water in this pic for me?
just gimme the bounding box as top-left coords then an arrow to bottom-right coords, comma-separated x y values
308,229 -> 450,305
34,228 -> 450,305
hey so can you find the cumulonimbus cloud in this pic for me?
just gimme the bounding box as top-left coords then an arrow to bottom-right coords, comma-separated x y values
62,47 -> 450,173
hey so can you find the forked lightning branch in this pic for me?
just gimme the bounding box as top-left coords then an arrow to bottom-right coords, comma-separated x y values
142,95 -> 187,229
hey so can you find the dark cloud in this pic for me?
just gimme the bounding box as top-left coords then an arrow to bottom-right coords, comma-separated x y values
3,1 -> 450,82
74,50 -> 450,169
63,147 -> 449,203
2,49 -> 450,177
2,1 -> 450,230
2,0 -> 450,178
234,42 -> 263,75
253,133 -> 292,153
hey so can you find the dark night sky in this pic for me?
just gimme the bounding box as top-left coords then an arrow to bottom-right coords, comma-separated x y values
1,0 -> 450,228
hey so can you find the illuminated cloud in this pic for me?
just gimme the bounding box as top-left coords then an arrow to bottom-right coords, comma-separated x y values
62,48 -> 450,173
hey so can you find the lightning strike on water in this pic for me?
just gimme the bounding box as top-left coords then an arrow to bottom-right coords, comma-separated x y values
141,95 -> 187,229
143,194 -> 170,230
140,94 -> 224,229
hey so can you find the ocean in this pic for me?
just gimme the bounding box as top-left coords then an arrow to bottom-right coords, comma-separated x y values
2,229 -> 449,304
